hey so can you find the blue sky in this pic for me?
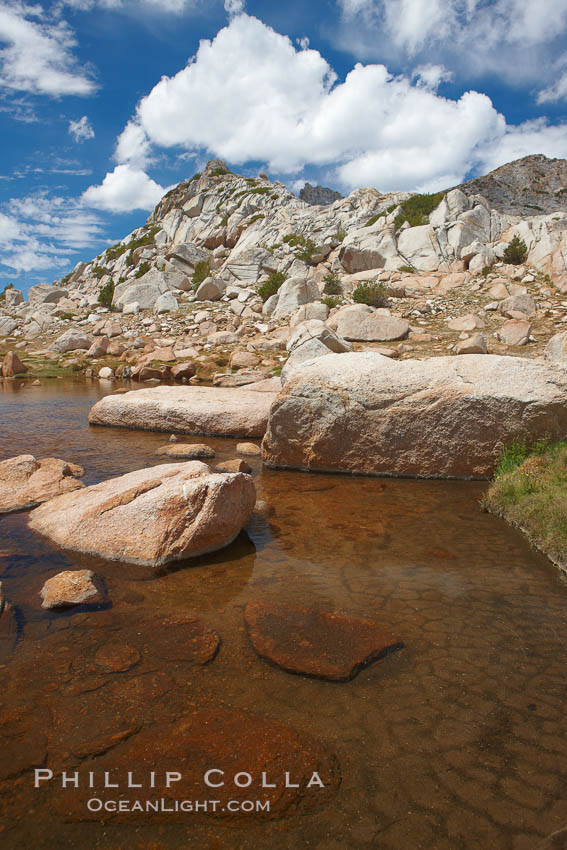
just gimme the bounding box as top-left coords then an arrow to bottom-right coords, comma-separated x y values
0,0 -> 566,295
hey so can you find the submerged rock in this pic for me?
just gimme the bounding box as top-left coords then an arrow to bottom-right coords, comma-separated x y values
40,570 -> 103,610
156,443 -> 215,459
52,706 -> 339,822
244,601 -> 403,681
149,615 -> 220,663
88,385 -> 276,437
214,459 -> 252,474
28,461 -> 256,567
262,352 -> 567,479
0,455 -> 85,514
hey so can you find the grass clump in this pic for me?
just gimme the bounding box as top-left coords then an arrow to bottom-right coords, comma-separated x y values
321,295 -> 342,309
135,261 -> 151,279
192,260 -> 211,288
209,167 -> 230,177
483,438 -> 567,569
258,271 -> 287,302
503,235 -> 528,265
248,213 -> 265,225
399,265 -> 415,273
323,272 -> 342,295
394,192 -> 445,229
352,281 -> 389,308
98,280 -> 115,308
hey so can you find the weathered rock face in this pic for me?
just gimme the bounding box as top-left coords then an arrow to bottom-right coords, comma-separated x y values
262,352 -> 567,479
455,154 -> 567,216
244,601 -> 403,681
0,455 -> 85,514
89,386 -> 276,437
299,183 -> 343,206
28,461 -> 256,567
40,570 -> 103,609
496,319 -> 531,346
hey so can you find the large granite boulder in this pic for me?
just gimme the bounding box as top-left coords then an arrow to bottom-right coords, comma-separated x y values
49,329 -> 92,353
27,284 -> 67,305
330,305 -> 409,342
4,289 -> 23,307
0,455 -> 85,514
545,331 -> 567,364
282,320 -> 352,379
0,317 -> 17,336
28,461 -> 256,568
272,277 -> 321,320
262,353 -> 567,479
113,270 -> 185,310
89,385 -> 276,437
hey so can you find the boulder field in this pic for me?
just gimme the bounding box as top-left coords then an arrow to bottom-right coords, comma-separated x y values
262,352 -> 567,479
88,385 -> 276,437
28,461 -> 256,567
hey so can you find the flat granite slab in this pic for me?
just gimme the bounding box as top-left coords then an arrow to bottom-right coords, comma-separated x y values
88,385 -> 277,438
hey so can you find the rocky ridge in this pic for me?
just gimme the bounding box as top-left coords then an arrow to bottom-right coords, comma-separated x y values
0,155 -> 566,388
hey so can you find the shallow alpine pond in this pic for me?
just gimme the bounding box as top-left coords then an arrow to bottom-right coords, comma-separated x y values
1,378 -> 567,850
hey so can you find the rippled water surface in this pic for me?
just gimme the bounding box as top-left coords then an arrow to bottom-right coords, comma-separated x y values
1,378 -> 567,850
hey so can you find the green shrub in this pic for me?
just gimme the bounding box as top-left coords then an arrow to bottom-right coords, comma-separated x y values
259,172 -> 268,180
125,252 -> 134,267
282,232 -> 319,264
91,265 -> 108,280
321,295 -> 342,309
365,213 -> 384,228
394,192 -> 445,229
59,311 -> 75,320
334,227 -> 347,242
248,214 -> 265,225
98,280 -> 115,308
190,172 -> 202,182
323,272 -> 342,295
209,167 -> 230,177
258,271 -> 287,302
221,215 -> 229,227
399,265 -> 415,273
192,260 -> 211,288
481,265 -> 491,277
105,242 -> 127,262
124,226 -> 160,253
352,282 -> 389,308
503,235 -> 528,265
0,283 -> 14,301
135,261 -> 151,279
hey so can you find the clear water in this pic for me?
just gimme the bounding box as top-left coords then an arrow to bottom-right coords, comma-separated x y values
1,378 -> 567,849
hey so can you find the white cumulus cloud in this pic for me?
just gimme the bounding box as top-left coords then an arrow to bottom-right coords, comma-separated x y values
335,0 -> 567,95
63,0 -> 197,12
81,164 -> 167,212
0,1 -> 96,96
110,13 -> 566,194
69,115 -> 94,142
